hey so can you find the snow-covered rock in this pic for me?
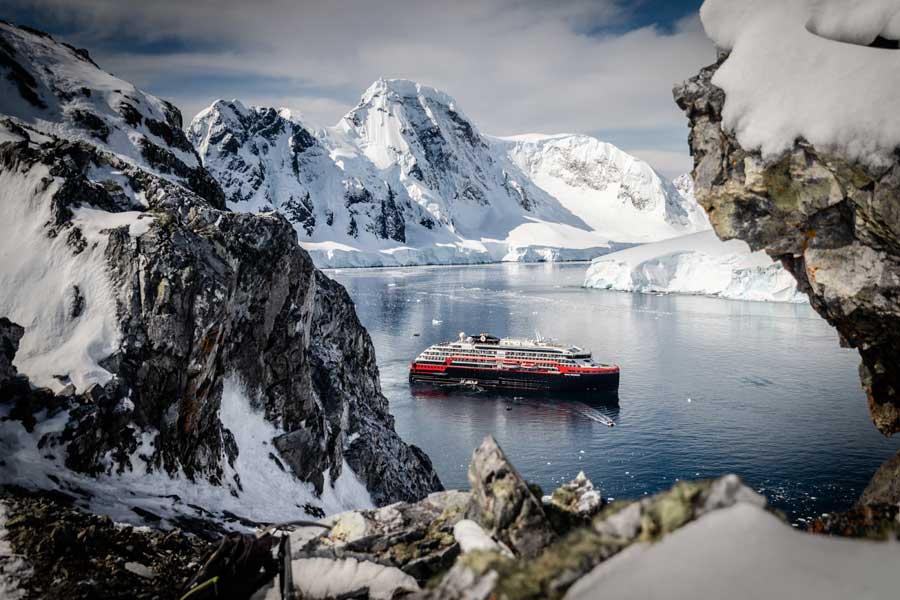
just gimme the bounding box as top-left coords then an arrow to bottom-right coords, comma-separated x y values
0,22 -> 222,207
676,1 -> 900,434
584,230 -> 807,303
189,80 -> 709,268
564,503 -> 900,600
0,22 -> 440,529
700,0 -> 900,165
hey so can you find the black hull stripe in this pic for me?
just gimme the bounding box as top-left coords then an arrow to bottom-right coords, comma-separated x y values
410,366 -> 619,392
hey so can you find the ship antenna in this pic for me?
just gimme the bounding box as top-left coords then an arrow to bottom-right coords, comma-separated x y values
535,329 -> 542,343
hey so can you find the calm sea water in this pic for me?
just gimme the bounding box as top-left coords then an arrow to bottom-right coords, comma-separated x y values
330,262 -> 899,523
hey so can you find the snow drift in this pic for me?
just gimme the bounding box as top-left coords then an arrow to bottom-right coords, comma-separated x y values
701,0 -> 900,165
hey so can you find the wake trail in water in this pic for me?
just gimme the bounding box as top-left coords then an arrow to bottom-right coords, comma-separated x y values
572,402 -> 616,427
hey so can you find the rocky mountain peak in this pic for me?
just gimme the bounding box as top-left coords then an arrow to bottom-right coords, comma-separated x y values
0,21 -> 224,209
357,78 -> 464,113
193,74 -> 709,266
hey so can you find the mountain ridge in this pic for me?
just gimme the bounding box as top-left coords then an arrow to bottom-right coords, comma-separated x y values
190,78 -> 709,267
0,21 -> 440,527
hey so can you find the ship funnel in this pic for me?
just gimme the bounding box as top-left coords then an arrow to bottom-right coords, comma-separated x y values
459,331 -> 466,342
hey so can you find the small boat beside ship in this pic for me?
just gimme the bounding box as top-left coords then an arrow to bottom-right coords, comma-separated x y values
409,332 -> 620,393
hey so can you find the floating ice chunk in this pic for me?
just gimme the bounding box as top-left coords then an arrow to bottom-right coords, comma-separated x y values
584,231 -> 806,303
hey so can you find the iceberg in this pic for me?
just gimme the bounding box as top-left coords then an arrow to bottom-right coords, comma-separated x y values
583,231 -> 807,303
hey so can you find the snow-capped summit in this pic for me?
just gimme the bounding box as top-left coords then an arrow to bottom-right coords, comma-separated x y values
334,78 -> 580,237
191,79 -> 709,267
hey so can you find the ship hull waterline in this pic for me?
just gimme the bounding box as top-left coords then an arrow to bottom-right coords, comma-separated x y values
409,366 -> 620,393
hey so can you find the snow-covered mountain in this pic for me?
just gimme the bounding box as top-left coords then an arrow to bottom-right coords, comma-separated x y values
501,134 -> 710,243
584,230 -> 806,303
0,22 -> 438,528
190,79 -> 709,267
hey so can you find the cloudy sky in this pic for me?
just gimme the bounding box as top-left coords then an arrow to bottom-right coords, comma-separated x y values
4,0 -> 714,178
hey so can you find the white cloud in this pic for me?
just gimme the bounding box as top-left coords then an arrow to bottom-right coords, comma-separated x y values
9,0 -> 714,173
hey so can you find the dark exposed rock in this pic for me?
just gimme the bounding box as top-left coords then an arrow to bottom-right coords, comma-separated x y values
465,436 -> 556,558
1,127 -> 440,507
810,503 -> 900,540
283,192 -> 317,236
70,109 -> 110,142
371,184 -> 406,243
857,450 -> 900,506
810,448 -> 900,540
159,99 -> 183,130
118,102 -> 143,127
145,117 -> 194,153
0,487 -> 213,600
345,422 -> 442,505
0,317 -> 23,386
0,318 -> 68,434
345,184 -> 374,207
136,138 -> 226,209
289,122 -> 317,174
0,33 -> 46,109
675,57 -> 900,435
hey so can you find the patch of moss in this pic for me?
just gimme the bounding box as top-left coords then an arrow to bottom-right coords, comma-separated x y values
646,480 -> 705,536
455,524 -> 626,600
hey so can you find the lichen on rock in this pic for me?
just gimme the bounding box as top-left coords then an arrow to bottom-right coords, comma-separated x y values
465,436 -> 557,559
0,21 -> 441,527
675,54 -> 900,435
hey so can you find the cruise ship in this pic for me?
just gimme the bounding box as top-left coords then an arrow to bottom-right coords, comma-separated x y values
409,332 -> 619,392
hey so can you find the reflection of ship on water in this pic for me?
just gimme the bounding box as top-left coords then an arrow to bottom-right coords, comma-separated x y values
410,385 -> 620,427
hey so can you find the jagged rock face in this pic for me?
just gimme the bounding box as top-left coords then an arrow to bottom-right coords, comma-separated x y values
187,100 -> 411,245
465,436 -> 556,559
675,57 -> 900,436
0,22 -> 440,519
0,317 -> 23,386
0,21 -> 223,210
188,98 -> 429,250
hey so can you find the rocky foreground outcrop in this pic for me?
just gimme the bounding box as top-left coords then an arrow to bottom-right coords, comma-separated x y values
0,21 -> 440,525
675,56 -> 900,435
6,436 -> 895,600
